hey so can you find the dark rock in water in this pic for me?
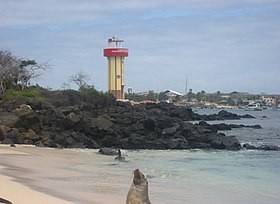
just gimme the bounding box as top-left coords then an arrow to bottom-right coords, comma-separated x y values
99,148 -> 118,155
217,110 -> 241,120
243,143 -> 257,149
257,145 -> 280,151
221,136 -> 241,150
198,110 -> 254,121
10,144 -> 16,147
243,143 -> 280,151
250,125 -> 262,129
241,114 -> 255,119
212,123 -> 232,131
206,133 -> 241,150
212,123 -> 262,131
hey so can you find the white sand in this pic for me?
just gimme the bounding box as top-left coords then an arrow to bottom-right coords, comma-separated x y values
0,145 -> 125,204
0,174 -> 72,204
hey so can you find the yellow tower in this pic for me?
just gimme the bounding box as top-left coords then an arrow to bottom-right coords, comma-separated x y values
104,37 -> 128,100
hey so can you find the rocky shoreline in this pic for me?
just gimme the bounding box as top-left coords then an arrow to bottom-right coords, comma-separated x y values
0,100 -> 264,151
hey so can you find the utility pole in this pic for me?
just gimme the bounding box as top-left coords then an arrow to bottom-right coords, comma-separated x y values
185,75 -> 188,95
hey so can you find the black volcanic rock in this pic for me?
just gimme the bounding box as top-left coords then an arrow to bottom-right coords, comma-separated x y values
0,101 -> 257,151
217,110 -> 241,120
243,143 -> 280,151
199,110 -> 255,121
99,147 -> 118,155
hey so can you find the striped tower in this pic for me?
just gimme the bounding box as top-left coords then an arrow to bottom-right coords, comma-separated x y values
103,37 -> 128,100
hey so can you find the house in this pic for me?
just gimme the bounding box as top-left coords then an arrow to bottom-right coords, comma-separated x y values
163,90 -> 183,103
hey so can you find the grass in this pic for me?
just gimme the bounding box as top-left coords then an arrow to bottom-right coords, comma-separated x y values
4,88 -> 45,101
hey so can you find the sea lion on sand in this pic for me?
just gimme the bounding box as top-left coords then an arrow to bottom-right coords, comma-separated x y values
126,169 -> 151,204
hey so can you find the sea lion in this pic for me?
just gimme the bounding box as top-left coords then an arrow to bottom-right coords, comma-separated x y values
115,149 -> 126,161
126,169 -> 151,204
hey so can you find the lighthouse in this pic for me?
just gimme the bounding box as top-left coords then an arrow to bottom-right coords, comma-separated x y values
104,37 -> 128,100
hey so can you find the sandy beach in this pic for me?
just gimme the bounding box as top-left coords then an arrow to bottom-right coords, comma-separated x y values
1,143 -> 279,204
0,145 -> 125,204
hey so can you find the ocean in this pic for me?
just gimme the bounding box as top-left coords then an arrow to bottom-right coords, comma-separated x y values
59,108 -> 280,203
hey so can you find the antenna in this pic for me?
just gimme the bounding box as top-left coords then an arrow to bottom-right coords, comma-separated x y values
185,75 -> 188,95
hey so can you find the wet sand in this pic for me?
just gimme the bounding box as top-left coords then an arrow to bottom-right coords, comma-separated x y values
2,145 -> 275,204
0,145 -> 125,204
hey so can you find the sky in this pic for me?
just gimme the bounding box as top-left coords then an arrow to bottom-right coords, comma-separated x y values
1,0 -> 280,94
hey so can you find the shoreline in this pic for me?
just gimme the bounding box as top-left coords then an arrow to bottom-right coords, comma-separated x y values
1,145 -> 279,204
0,174 -> 72,204
0,145 -> 125,204
0,145 -> 73,204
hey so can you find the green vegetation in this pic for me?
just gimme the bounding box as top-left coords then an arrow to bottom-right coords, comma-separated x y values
0,49 -> 115,108
125,90 -> 168,102
3,86 -> 44,101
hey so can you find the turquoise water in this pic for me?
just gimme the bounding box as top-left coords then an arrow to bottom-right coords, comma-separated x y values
196,108 -> 280,146
68,109 -> 280,203
70,149 -> 280,203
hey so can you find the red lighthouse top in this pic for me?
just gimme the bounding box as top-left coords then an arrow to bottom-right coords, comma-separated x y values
104,36 -> 128,57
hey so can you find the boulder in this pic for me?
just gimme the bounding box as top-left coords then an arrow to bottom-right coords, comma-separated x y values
35,142 -> 47,148
221,136 -> 241,150
13,104 -> 33,116
257,145 -> 280,151
0,112 -> 19,127
6,128 -> 23,144
40,138 -> 57,148
212,123 -> 232,131
142,118 -> 156,131
217,110 -> 241,120
250,125 -> 262,129
127,133 -> 146,146
242,114 -> 255,119
206,133 -> 241,150
1,138 -> 14,144
99,147 -> 118,155
167,137 -> 189,149
243,143 -> 280,151
156,117 -> 179,130
23,129 -> 40,141
90,116 -> 113,130
243,143 -> 257,149
99,134 -> 121,147
66,112 -> 80,123
162,125 -> 179,135
14,111 -> 41,131
0,125 -> 10,140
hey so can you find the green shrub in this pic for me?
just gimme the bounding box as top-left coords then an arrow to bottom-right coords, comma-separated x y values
4,88 -> 44,101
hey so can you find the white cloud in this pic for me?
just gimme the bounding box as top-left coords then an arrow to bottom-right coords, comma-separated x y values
1,0 -> 280,93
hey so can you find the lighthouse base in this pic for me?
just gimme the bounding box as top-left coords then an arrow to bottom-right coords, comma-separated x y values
109,90 -> 124,100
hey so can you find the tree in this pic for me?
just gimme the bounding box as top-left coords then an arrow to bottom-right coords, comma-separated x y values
158,92 -> 168,101
196,90 -> 206,102
146,90 -> 157,101
19,60 -> 51,91
69,70 -> 90,90
0,50 -> 20,95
